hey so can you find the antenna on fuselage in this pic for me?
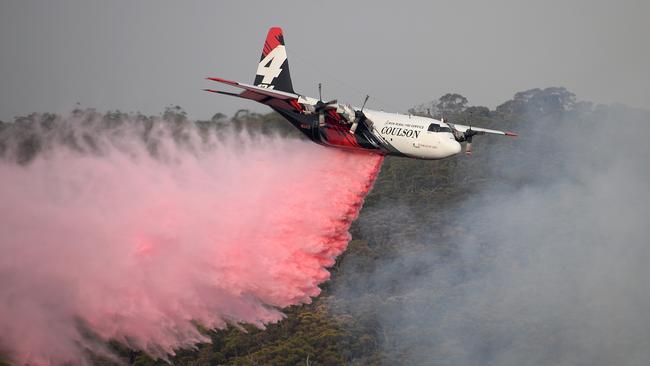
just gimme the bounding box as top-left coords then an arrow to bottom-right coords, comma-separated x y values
361,95 -> 369,112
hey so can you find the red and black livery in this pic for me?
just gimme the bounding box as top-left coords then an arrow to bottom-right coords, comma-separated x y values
205,27 -> 391,155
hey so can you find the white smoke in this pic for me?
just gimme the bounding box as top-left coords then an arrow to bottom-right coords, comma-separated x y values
335,102 -> 650,365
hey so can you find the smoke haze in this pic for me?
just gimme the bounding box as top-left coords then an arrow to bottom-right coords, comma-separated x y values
334,101 -> 650,365
0,111 -> 383,365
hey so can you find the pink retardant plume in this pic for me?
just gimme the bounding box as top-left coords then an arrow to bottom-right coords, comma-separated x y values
0,112 -> 383,365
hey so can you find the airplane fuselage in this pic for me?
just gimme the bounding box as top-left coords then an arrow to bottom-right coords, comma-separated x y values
206,26 -> 515,159
275,105 -> 462,159
348,110 -> 461,159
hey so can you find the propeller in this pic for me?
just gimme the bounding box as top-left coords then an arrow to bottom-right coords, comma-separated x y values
465,128 -> 475,155
315,83 -> 337,126
447,121 -> 481,155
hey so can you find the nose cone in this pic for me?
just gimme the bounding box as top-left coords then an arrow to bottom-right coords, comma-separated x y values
443,138 -> 462,157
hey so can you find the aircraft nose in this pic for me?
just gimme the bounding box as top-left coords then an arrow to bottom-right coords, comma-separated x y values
445,138 -> 461,157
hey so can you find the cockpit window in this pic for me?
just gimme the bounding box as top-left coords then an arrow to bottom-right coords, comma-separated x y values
428,123 -> 453,133
427,123 -> 440,132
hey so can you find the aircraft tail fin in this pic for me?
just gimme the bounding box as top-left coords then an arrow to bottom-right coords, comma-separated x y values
253,27 -> 295,94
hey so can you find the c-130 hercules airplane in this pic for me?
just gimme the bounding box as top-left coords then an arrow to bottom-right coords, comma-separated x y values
205,27 -> 517,159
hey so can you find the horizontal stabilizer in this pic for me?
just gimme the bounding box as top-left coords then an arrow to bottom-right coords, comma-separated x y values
206,77 -> 298,100
203,89 -> 242,98
204,77 -> 300,112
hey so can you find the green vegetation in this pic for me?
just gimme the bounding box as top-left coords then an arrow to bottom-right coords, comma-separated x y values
117,305 -> 379,366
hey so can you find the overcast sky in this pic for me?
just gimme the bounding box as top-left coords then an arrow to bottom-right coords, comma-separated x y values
1,0 -> 648,121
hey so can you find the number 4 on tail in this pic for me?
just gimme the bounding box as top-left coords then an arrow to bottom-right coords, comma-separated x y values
256,45 -> 287,86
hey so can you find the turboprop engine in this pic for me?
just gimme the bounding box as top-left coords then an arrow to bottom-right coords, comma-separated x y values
445,119 -> 484,155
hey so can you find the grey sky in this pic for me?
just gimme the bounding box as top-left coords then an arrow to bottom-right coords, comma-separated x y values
1,0 -> 648,121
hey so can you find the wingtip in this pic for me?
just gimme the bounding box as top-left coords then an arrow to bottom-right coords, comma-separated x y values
505,131 -> 518,137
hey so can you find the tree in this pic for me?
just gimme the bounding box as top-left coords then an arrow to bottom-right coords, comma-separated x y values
408,93 -> 469,118
436,93 -> 468,116
211,112 -> 227,123
496,87 -> 576,117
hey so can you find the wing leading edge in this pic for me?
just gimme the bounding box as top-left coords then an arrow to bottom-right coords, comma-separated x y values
449,123 -> 518,137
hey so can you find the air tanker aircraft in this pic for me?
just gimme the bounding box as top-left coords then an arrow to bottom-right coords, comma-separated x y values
205,27 -> 517,159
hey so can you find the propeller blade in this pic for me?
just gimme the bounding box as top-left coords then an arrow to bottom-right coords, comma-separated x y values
318,83 -> 322,102
314,100 -> 338,113
465,135 -> 473,155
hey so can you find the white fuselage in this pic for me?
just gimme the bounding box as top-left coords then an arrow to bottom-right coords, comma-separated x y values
363,110 -> 462,159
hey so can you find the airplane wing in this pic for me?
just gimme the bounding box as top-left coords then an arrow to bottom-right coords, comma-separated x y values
204,77 -> 301,111
448,123 -> 518,137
